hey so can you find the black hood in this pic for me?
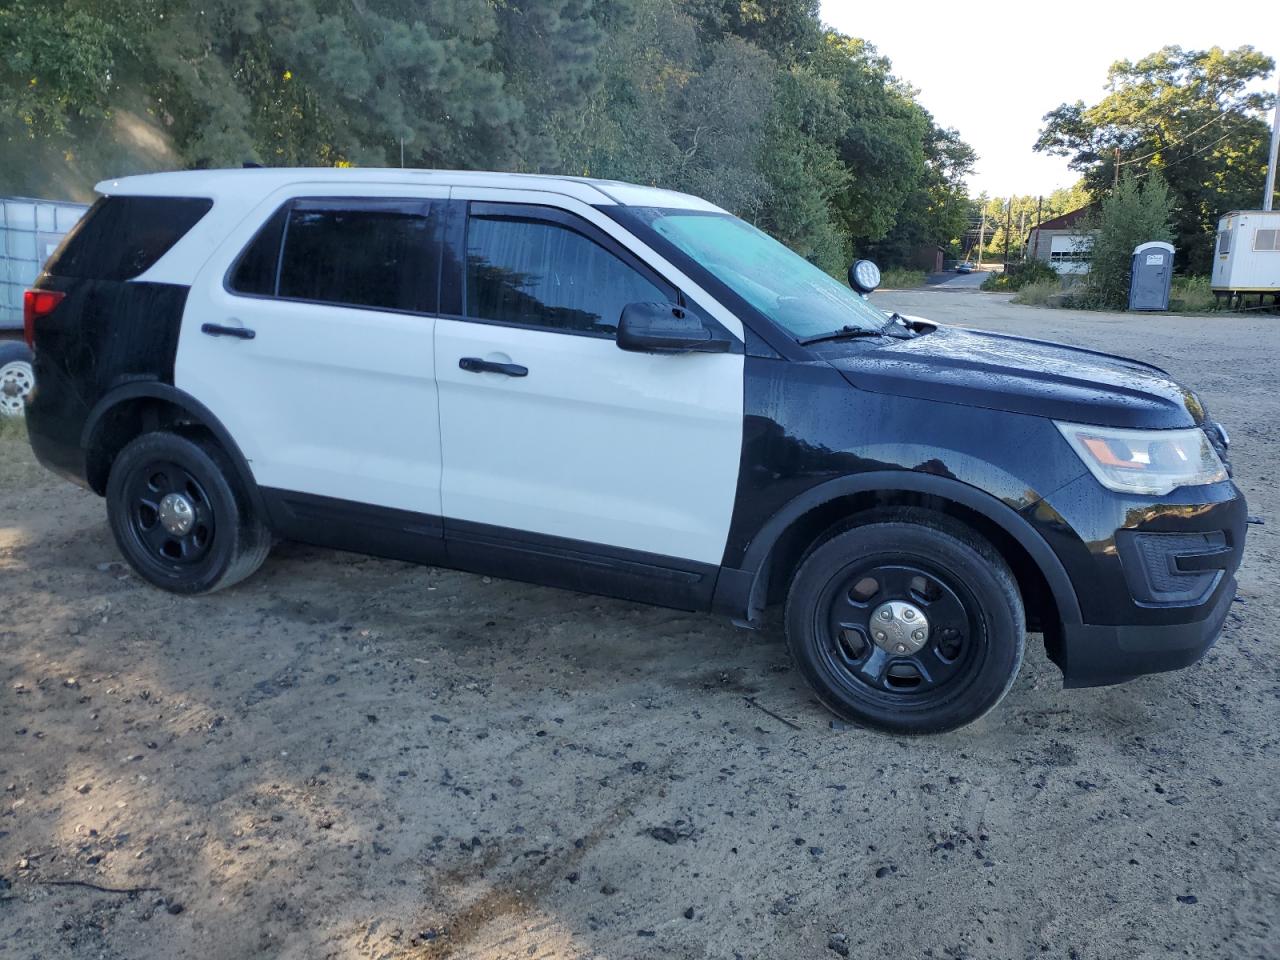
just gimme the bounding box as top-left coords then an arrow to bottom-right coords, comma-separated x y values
818,324 -> 1205,429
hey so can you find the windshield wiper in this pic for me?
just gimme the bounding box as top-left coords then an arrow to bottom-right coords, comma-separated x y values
798,325 -> 889,346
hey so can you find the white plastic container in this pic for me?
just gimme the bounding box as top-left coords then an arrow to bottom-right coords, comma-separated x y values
1,196 -> 90,330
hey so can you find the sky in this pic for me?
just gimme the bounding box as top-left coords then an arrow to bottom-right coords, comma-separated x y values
820,0 -> 1278,197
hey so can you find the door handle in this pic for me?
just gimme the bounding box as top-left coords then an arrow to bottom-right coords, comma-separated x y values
202,322 -> 255,340
459,357 -> 527,377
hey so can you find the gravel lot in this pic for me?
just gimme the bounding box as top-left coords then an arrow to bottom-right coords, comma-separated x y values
1,290 -> 1277,960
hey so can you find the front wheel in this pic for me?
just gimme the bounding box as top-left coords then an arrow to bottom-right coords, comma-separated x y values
785,515 -> 1025,734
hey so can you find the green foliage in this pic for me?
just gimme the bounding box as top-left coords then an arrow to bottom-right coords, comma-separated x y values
1036,45 -> 1276,274
878,268 -> 926,289
1010,280 -> 1063,306
974,186 -> 1091,261
1170,276 -> 1217,314
1077,174 -> 1174,310
981,259 -> 1059,291
0,0 -> 978,269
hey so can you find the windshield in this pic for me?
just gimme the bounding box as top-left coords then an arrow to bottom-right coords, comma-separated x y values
622,208 -> 888,340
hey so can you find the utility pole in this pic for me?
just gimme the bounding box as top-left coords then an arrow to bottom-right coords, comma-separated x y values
1114,146 -> 1121,188
1002,198 -> 1012,271
400,136 -> 405,169
1033,195 -> 1043,260
1264,74 -> 1280,211
976,208 -> 986,268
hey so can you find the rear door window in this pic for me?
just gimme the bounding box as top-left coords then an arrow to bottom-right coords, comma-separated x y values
45,196 -> 212,281
272,199 -> 442,313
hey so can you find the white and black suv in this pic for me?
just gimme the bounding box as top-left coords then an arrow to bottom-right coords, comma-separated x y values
24,169 -> 1246,733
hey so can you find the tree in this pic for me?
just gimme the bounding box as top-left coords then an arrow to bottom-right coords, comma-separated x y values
1035,45 -> 1276,274
1079,174 -> 1174,310
0,0 -> 979,275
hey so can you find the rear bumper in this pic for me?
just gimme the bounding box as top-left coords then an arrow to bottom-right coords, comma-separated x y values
1056,575 -> 1235,688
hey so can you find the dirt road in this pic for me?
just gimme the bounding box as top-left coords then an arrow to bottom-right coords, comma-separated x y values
2,292 -> 1277,959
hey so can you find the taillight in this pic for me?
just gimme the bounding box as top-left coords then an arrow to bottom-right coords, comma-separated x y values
23,289 -> 65,348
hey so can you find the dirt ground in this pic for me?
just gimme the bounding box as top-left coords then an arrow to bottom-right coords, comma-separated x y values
1,291 -> 1277,960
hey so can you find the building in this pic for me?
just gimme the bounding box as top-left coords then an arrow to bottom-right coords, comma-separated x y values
1025,204 -> 1098,275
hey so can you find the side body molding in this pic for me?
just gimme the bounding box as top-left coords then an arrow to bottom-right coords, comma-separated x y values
713,470 -> 1084,628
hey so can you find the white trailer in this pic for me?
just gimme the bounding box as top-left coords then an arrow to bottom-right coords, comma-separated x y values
1211,210 -> 1280,310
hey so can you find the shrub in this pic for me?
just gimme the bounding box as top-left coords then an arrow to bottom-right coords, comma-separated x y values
1170,276 -> 1217,313
981,259 -> 1059,292
1011,279 -> 1065,306
1079,174 -> 1174,310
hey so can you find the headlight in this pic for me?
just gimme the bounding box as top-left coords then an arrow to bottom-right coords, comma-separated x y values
1055,422 -> 1228,496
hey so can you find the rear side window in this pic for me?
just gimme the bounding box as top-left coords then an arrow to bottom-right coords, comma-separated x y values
466,212 -> 668,335
46,196 -> 212,281
269,199 -> 440,313
228,206 -> 287,296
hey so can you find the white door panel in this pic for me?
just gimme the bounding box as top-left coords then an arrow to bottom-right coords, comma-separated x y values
436,319 -> 743,564
178,185 -> 445,516
179,298 -> 439,512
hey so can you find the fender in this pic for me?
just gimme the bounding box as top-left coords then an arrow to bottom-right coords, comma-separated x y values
713,470 -> 1083,628
80,381 -> 265,515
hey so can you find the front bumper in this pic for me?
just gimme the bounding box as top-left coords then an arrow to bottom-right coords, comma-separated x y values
1056,575 -> 1236,688
1026,474 -> 1247,688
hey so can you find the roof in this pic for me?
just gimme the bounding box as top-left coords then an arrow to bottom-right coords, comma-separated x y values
93,168 -> 724,212
1029,203 -> 1098,234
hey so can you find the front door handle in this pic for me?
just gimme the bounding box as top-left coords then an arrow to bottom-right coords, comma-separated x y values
201,322 -> 256,340
459,357 -> 527,377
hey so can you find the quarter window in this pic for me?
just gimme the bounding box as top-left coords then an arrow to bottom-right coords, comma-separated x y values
229,206 -> 287,296
465,212 -> 667,335
231,199 -> 441,312
45,195 -> 212,282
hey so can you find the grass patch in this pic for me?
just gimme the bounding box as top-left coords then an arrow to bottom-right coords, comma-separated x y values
879,267 -> 926,289
1171,276 -> 1217,313
1011,280 -> 1064,306
0,414 -> 27,442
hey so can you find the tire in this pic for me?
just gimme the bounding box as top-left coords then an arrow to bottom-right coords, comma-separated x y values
784,513 -> 1024,735
105,431 -> 271,594
0,341 -> 35,419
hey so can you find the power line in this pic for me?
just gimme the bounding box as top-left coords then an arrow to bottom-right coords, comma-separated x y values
1130,131 -> 1234,177
1115,111 -> 1232,167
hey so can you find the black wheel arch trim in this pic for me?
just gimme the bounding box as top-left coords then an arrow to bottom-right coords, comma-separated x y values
80,382 -> 264,515
714,471 -> 1083,628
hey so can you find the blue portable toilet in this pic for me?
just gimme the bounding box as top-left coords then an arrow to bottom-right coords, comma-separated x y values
1128,241 -> 1175,311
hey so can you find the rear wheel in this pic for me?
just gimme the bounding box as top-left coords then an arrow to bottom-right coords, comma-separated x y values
0,341 -> 34,418
106,431 -> 270,593
785,515 -> 1024,734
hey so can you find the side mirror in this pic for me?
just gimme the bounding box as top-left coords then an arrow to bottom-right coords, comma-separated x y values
848,259 -> 881,294
616,302 -> 731,354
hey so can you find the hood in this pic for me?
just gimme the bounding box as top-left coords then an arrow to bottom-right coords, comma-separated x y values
819,324 -> 1205,429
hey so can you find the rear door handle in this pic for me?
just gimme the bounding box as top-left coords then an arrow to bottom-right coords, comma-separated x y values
201,322 -> 255,340
459,357 -> 527,377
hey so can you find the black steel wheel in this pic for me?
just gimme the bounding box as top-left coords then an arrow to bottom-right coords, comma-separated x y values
785,513 -> 1024,734
106,431 -> 270,594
